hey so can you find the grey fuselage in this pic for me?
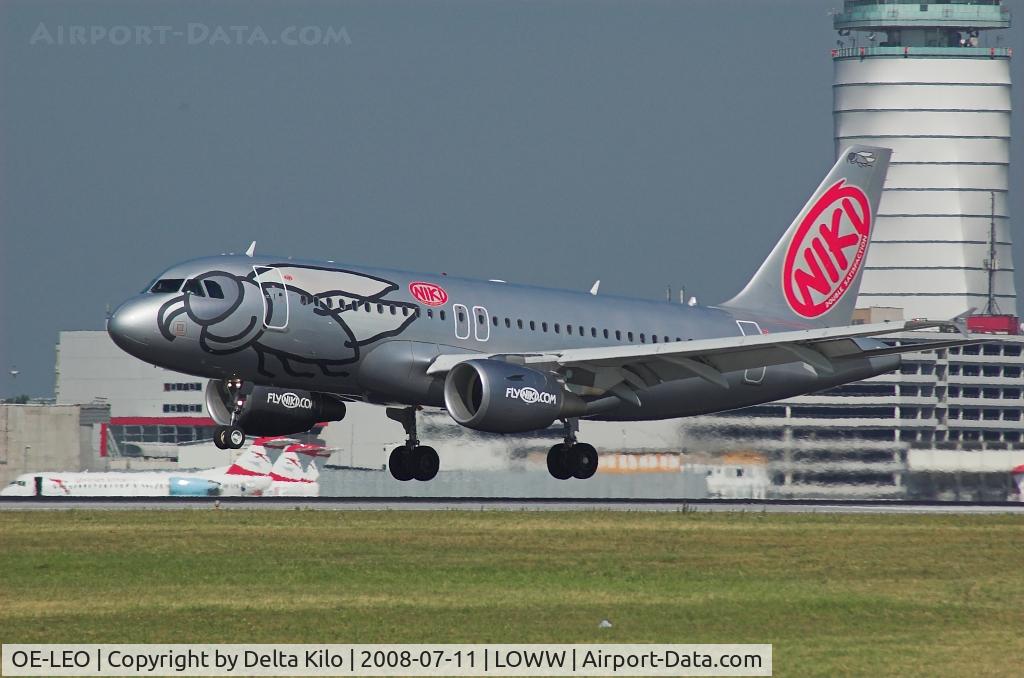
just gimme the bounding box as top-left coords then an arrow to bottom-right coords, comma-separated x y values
108,255 -> 898,422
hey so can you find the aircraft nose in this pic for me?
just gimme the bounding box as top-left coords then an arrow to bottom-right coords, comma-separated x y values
107,297 -> 159,352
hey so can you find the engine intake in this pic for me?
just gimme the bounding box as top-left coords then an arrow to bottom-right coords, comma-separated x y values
205,381 -> 347,436
443,359 -> 585,433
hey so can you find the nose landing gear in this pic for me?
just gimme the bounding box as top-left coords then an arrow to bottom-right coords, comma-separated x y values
214,378 -> 247,450
386,407 -> 439,481
547,419 -> 598,480
214,425 -> 246,450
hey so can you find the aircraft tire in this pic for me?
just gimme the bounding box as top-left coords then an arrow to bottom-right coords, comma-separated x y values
213,426 -> 229,450
412,446 -> 440,481
389,446 -> 415,481
227,426 -> 246,449
546,443 -> 573,480
571,443 -> 598,480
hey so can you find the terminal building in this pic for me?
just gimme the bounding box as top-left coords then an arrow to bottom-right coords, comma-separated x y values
684,0 -> 1024,500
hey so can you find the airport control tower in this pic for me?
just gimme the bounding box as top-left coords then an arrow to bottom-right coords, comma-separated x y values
832,0 -> 1016,319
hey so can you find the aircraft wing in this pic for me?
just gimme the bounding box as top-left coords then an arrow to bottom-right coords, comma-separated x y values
426,319 -> 980,400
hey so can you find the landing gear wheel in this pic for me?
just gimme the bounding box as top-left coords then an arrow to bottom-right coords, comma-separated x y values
412,446 -> 440,481
571,443 -> 598,479
547,443 -> 573,480
214,426 -> 229,450
227,426 -> 246,450
389,445 -> 415,481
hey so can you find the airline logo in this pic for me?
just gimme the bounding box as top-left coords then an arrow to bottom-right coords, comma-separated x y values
505,387 -> 557,406
782,180 -> 871,319
267,391 -> 313,410
409,281 -> 448,306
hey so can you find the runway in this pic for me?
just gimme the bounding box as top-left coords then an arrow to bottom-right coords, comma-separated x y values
2,497 -> 1023,513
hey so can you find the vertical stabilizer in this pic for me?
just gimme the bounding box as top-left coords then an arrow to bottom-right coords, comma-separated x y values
720,146 -> 891,327
225,436 -> 293,476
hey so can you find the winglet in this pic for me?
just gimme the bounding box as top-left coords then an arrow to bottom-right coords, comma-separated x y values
951,307 -> 976,338
590,280 -> 600,296
245,241 -> 256,257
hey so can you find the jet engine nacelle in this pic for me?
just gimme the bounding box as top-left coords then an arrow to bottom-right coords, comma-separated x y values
205,381 -> 347,436
169,477 -> 221,497
443,359 -> 585,433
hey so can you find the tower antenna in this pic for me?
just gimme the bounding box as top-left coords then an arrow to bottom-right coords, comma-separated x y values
984,190 -> 1001,315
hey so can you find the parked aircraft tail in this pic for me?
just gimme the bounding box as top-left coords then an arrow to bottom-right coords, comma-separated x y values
225,436 -> 297,476
269,444 -> 331,483
720,145 -> 891,327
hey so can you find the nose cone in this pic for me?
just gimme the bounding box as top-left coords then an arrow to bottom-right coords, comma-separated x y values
108,297 -> 161,356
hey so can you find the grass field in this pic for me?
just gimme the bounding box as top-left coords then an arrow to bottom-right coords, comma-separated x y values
1,510 -> 1022,677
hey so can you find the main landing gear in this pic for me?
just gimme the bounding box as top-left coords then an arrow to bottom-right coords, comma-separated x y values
547,419 -> 598,480
386,407 -> 439,482
214,378 -> 247,450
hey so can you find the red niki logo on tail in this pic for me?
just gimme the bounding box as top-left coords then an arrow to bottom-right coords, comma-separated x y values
409,282 -> 448,306
782,180 -> 871,318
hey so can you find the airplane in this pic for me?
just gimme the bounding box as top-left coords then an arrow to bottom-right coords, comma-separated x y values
106,146 -> 976,483
0,437 -> 293,497
266,443 -> 332,497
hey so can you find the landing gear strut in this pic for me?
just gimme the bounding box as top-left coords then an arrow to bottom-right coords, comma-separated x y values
547,419 -> 598,480
214,378 -> 247,450
386,407 -> 439,482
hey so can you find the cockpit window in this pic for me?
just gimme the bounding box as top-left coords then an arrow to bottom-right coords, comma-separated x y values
204,280 -> 225,299
182,279 -> 205,296
150,278 -> 185,293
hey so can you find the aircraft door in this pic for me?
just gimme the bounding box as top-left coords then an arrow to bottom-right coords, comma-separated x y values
253,267 -> 290,330
453,304 -> 471,340
473,306 -> 490,342
736,320 -> 766,384
33,476 -> 42,497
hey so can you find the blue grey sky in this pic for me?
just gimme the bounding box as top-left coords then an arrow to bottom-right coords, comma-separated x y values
1,0 -> 1021,398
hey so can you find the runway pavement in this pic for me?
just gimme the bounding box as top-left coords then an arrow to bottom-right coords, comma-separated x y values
2,497 -> 1023,513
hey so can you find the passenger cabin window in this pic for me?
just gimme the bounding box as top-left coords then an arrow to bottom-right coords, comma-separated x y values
615,330 -> 621,341
182,279 -> 205,296
591,328 -> 597,338
150,278 -> 184,293
628,332 -> 634,342
554,323 -> 560,334
529,321 -> 535,331
517,319 -> 523,329
440,310 -> 447,321
603,329 -> 609,339
505,318 -> 511,328
542,322 -> 548,333
203,280 -> 225,299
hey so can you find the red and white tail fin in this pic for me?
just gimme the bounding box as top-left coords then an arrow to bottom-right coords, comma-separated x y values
269,444 -> 331,483
720,145 -> 891,328
225,436 -> 297,476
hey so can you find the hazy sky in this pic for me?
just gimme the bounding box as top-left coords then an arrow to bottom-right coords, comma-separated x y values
2,0 -> 1022,398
